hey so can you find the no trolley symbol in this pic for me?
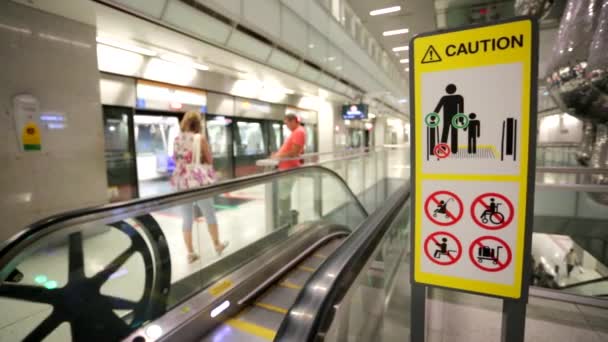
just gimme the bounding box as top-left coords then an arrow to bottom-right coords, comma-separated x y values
469,236 -> 512,272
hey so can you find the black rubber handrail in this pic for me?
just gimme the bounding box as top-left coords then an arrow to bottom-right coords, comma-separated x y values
0,165 -> 367,262
275,184 -> 410,341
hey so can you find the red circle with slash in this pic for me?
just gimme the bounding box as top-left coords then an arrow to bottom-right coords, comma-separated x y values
433,143 -> 451,159
470,193 -> 514,230
424,190 -> 463,226
424,231 -> 462,266
469,236 -> 512,272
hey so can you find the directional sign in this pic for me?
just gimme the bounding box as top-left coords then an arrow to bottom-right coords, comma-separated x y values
424,232 -> 462,266
469,236 -> 512,272
411,18 -> 538,299
424,190 -> 463,226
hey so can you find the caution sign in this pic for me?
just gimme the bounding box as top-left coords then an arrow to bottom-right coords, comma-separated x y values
22,122 -> 42,151
424,232 -> 462,266
411,18 -> 538,299
421,45 -> 442,63
424,190 -> 463,226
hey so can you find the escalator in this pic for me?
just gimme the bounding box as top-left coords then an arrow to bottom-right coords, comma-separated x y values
0,165 -> 411,341
201,237 -> 345,341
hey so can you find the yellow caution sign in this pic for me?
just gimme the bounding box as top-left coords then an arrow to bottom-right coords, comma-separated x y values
22,121 -> 41,151
410,18 -> 538,299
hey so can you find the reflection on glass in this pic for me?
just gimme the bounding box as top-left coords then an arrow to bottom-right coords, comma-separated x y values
270,123 -> 282,152
234,121 -> 266,156
134,115 -> 180,197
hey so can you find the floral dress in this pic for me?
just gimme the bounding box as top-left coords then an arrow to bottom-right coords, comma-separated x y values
171,132 -> 216,190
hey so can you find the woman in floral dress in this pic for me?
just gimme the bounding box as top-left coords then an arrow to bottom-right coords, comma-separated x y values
172,111 -> 228,263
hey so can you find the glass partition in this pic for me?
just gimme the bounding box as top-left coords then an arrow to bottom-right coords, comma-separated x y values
0,167 -> 366,341
322,200 -> 411,341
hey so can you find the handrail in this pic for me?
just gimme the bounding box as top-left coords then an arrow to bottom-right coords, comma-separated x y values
0,165 -> 367,264
559,276 -> 608,290
536,167 -> 608,174
275,184 -> 410,341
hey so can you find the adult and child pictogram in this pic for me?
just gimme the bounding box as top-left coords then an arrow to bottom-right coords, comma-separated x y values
424,83 -> 518,162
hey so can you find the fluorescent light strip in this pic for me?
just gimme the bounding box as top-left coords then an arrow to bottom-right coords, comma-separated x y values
370,6 -> 401,16
161,53 -> 209,71
400,58 -> 409,64
383,28 -> 409,36
96,37 -> 157,56
392,46 -> 409,52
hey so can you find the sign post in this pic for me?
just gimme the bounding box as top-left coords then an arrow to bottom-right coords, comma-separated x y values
409,17 -> 538,342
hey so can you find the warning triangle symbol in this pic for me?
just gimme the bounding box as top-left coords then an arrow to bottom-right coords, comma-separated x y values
421,45 -> 442,64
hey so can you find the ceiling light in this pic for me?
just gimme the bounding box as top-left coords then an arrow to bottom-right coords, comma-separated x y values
383,28 -> 409,36
96,36 -> 157,56
161,53 -> 209,71
399,99 -> 408,103
370,6 -> 401,16
400,58 -> 409,64
405,67 -> 410,72
392,46 -> 409,52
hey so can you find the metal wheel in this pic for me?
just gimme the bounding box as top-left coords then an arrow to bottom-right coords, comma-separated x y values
0,219 -> 166,341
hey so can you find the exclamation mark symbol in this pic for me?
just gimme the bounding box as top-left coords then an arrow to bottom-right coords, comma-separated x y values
429,50 -> 434,60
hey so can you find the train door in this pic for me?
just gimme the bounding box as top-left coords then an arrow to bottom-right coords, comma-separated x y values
233,119 -> 268,177
206,115 -> 234,179
133,110 -> 182,197
102,105 -> 138,202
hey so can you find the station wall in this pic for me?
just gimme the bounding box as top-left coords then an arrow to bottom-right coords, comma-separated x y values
0,1 -> 108,241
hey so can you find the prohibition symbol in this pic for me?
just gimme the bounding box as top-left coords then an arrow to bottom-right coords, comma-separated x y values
433,143 -> 451,159
471,193 -> 514,230
469,236 -> 512,272
425,190 -> 463,226
424,231 -> 462,265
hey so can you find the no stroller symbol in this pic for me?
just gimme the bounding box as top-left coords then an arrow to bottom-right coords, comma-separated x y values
425,190 -> 463,226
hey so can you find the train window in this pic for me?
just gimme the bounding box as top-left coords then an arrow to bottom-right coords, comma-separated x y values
234,121 -> 266,156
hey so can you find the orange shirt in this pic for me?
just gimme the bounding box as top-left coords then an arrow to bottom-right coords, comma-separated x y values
278,126 -> 306,170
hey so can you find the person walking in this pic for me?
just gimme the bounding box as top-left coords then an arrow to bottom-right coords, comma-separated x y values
271,113 -> 306,226
564,248 -> 579,277
172,111 -> 228,264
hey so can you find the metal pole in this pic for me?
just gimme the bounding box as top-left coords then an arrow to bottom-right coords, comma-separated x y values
501,299 -> 527,342
410,283 -> 426,342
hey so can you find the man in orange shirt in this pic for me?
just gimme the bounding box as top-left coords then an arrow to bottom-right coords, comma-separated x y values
272,114 -> 306,226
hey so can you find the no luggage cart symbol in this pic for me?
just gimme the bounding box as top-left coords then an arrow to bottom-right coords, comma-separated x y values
424,231 -> 462,266
471,193 -> 514,230
469,236 -> 512,272
425,190 -> 463,226
433,143 -> 451,160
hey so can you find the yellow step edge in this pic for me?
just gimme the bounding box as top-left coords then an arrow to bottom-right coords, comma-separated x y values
255,302 -> 288,314
298,266 -> 315,273
226,318 -> 276,340
278,280 -> 302,290
313,253 -> 327,259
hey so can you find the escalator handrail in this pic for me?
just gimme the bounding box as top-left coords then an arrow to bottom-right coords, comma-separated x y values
559,276 -> 608,290
0,165 -> 367,261
275,184 -> 411,341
